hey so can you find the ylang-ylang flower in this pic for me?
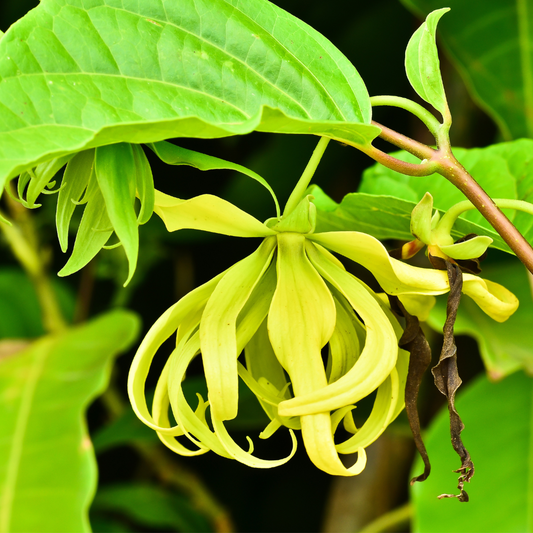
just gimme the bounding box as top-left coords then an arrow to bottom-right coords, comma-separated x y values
128,180 -> 518,477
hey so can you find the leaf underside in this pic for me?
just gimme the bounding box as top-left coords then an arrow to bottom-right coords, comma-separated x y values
0,0 -> 379,190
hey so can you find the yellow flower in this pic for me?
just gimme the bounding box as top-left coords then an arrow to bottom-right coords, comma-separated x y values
128,188 -> 518,476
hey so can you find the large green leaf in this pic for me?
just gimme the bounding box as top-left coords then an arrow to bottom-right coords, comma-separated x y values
315,139 -> 533,252
401,0 -> 533,140
0,310 -> 140,533
411,371 -> 533,532
0,0 -> 379,191
428,259 -> 533,379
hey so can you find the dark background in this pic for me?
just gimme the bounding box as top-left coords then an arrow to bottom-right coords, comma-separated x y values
0,2 -> 496,532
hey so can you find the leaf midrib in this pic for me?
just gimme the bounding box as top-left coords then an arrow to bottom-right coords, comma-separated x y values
3,72 -> 252,121
77,1 -> 347,120
0,340 -> 51,533
79,3 -> 310,118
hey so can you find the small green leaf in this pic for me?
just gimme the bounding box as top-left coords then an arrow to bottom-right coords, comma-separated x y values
95,144 -> 138,286
56,149 -> 95,252
411,371 -> 533,532
401,0 -> 533,139
0,310 -> 140,533
405,8 -> 450,116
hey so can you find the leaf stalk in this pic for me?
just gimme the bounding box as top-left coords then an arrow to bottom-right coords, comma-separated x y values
365,123 -> 533,274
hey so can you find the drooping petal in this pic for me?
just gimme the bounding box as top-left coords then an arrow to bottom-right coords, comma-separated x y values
300,413 -> 367,476
167,331 -> 233,458
461,275 -> 518,322
132,144 -> 155,225
268,233 -> 336,398
200,237 -> 276,421
56,149 -> 95,252
127,272 -> 223,434
152,358 -> 209,456
211,416 -> 298,469
154,190 -> 276,237
336,347 -> 409,454
310,231 -> 451,294
326,295 -> 363,384
278,242 -> 398,417
309,232 -> 519,321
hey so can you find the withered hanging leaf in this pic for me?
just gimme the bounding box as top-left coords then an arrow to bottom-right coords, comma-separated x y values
431,261 -> 474,502
390,296 -> 432,484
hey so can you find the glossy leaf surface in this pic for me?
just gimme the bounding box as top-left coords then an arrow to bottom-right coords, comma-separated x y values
401,0 -> 533,139
0,0 -> 379,191
405,8 -> 449,116
314,139 -> 533,253
0,310 -> 140,533
412,371 -> 533,532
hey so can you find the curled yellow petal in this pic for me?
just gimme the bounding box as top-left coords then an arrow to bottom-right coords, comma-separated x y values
301,413 -> 367,476
200,238 -> 276,421
154,190 -> 276,237
336,362 -> 403,454
152,359 -> 209,456
278,242 -> 398,417
268,233 -> 336,398
310,231 -> 519,322
462,275 -> 519,322
211,416 -> 298,468
127,273 -> 223,434
309,231 -> 451,295
167,331 -> 232,458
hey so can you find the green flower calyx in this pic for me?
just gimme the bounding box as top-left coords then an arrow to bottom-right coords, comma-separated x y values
409,192 -> 493,262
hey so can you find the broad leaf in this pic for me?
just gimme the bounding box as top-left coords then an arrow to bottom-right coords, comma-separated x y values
411,371 -> 533,532
0,310 -> 140,533
311,187 -> 505,249
405,8 -> 450,116
427,259 -> 533,379
329,139 -> 533,252
401,0 -> 533,139
0,0 -> 379,193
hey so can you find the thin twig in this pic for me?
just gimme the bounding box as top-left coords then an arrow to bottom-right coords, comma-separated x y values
366,123 -> 533,275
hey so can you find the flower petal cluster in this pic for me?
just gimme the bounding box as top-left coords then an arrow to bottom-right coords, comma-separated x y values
128,190 -> 518,475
